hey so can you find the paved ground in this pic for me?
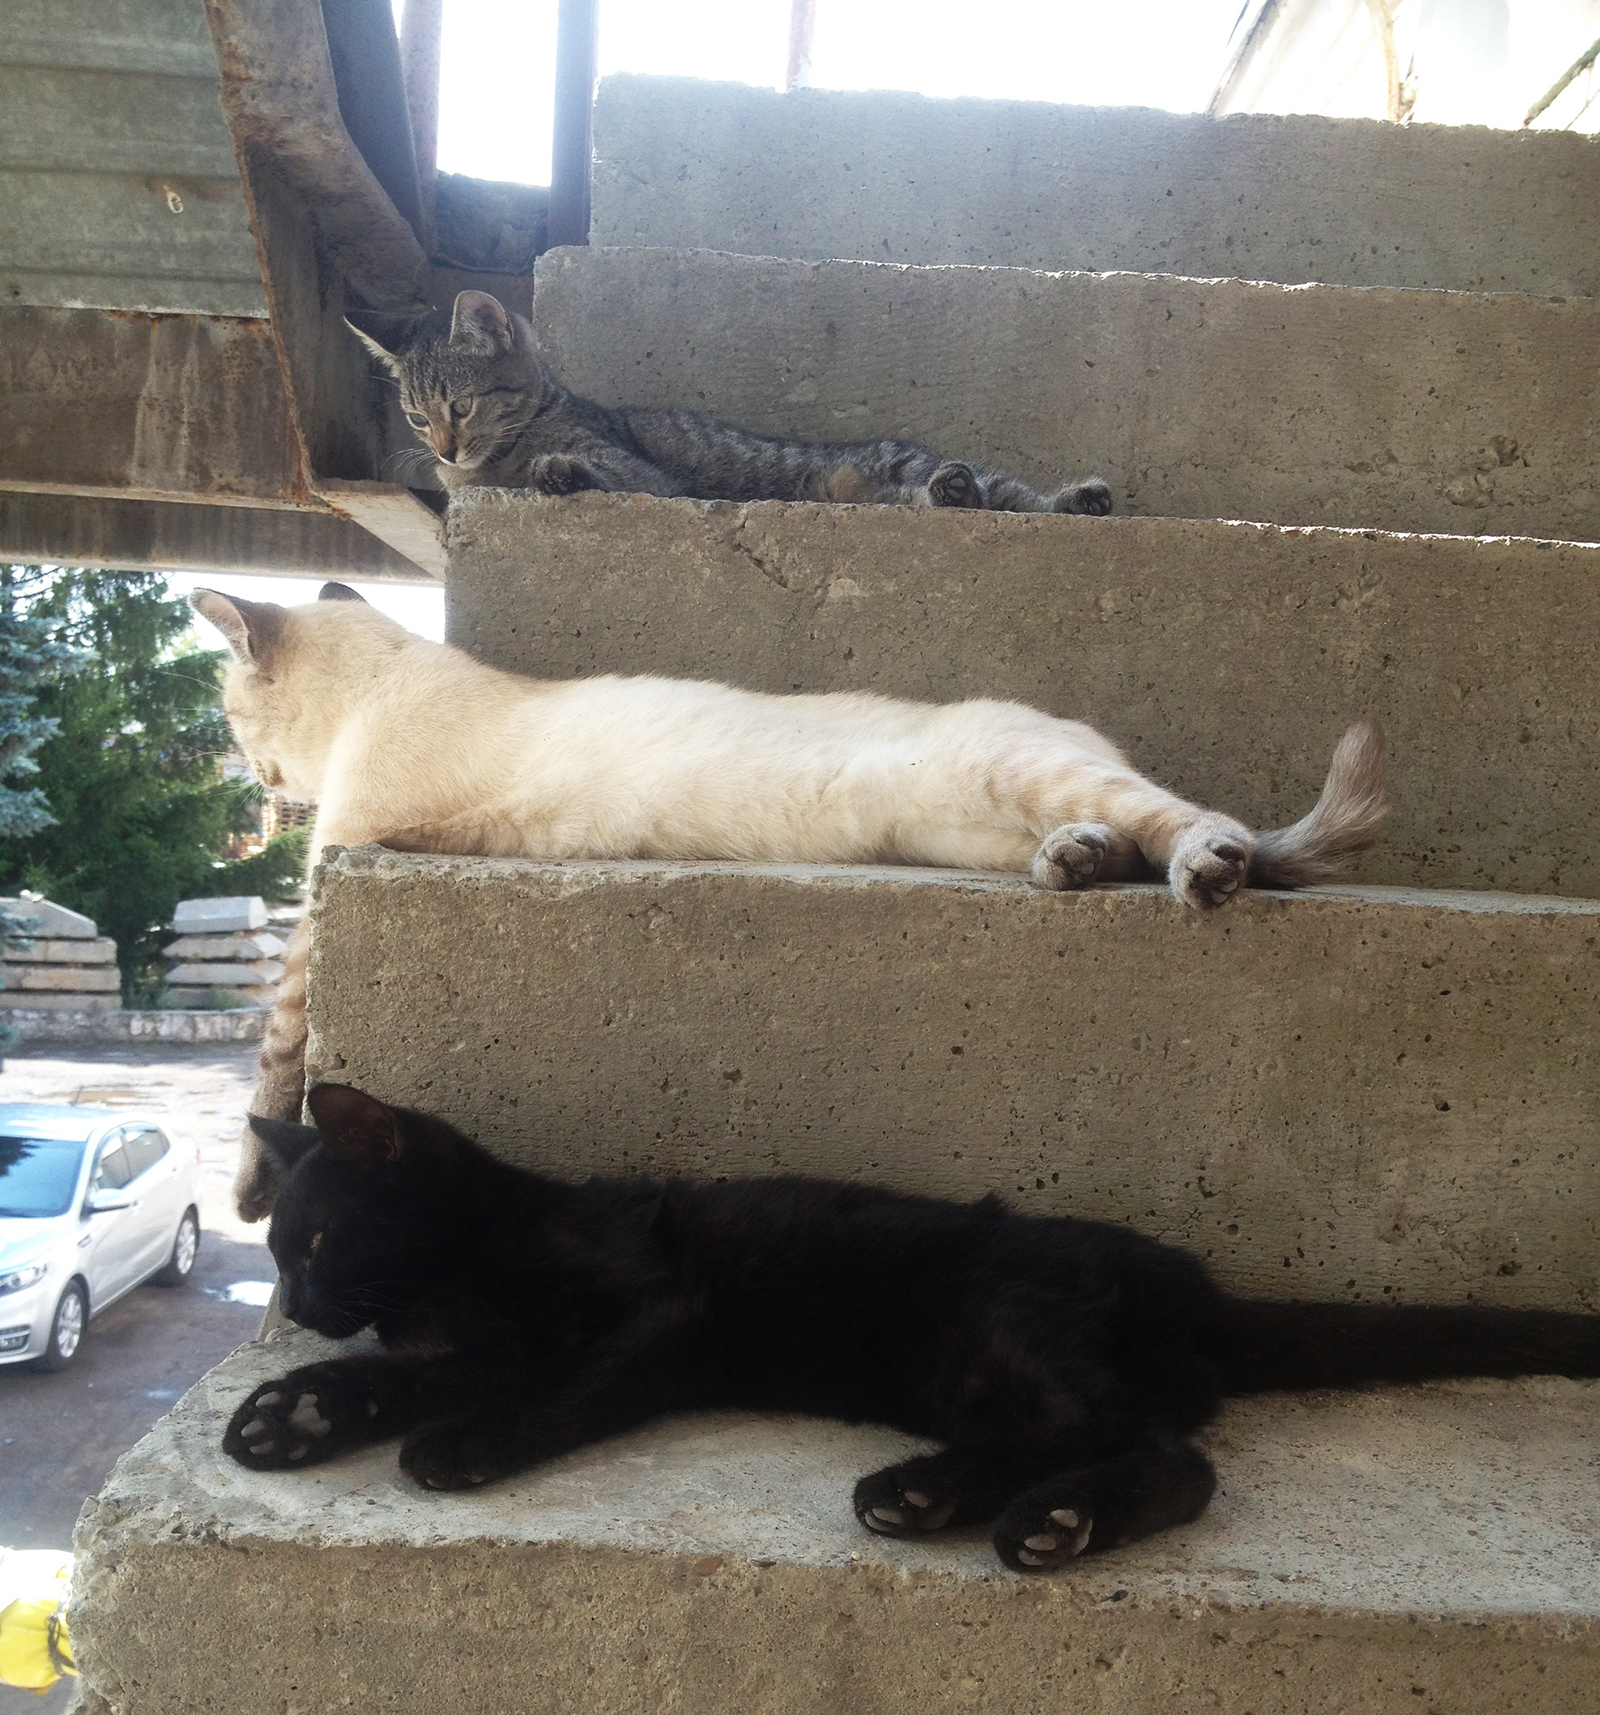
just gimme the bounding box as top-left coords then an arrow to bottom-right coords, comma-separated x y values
0,1043 -> 266,1713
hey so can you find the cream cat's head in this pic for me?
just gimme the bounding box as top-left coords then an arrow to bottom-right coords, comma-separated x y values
190,583 -> 407,800
345,290 -> 550,473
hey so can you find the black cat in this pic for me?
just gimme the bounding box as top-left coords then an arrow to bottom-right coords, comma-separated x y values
225,1085 -> 1600,1574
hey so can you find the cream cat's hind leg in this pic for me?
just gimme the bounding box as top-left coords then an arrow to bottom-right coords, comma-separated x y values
1029,823 -> 1145,891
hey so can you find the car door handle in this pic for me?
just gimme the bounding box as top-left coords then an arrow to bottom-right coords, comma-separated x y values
78,1232 -> 92,1248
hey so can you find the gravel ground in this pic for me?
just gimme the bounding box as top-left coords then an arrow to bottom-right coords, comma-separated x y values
0,1042 -> 268,1714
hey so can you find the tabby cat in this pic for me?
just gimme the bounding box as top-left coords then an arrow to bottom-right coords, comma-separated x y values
345,289 -> 1114,514
189,585 -> 1387,1221
226,1085 -> 1600,1573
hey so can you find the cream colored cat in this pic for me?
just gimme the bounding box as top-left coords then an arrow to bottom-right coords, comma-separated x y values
192,583 -> 1387,1220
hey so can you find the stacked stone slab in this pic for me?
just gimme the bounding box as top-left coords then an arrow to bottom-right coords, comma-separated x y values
0,896 -> 120,1011
163,895 -> 285,1008
73,85 -> 1600,1715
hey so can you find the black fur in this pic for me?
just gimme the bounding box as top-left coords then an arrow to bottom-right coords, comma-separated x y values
225,1087 -> 1600,1573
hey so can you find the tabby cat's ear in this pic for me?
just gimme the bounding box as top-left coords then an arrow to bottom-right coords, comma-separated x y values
449,290 -> 513,354
319,582 -> 367,604
247,1115 -> 322,1175
306,1084 -> 405,1169
343,309 -> 415,366
190,589 -> 287,669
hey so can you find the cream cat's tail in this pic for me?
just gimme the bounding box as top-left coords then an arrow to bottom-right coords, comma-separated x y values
1247,717 -> 1389,888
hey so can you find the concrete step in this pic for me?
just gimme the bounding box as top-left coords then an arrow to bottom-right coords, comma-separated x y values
446,492 -> 1600,900
71,1327 -> 1600,1713
303,851 -> 1600,1311
592,74 -> 1600,300
533,246 -> 1600,543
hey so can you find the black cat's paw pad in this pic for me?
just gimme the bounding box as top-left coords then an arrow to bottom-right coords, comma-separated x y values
927,462 -> 984,510
853,1468 -> 959,1538
224,1379 -> 338,1470
529,454 -> 599,496
1053,478 -> 1113,516
996,1504 -> 1094,1574
1169,819 -> 1254,910
1031,822 -> 1116,891
400,1421 -> 509,1492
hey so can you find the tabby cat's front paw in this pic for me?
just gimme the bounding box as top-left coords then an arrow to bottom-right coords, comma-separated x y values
1052,478 -> 1113,516
528,454 -> 602,496
927,462 -> 984,509
400,1418 -> 518,1491
224,1366 -> 370,1470
1168,818 -> 1254,909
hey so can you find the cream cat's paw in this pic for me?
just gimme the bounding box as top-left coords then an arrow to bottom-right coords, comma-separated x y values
1168,817 -> 1254,909
1031,822 -> 1120,890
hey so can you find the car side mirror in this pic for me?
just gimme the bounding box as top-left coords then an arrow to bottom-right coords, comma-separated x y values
85,1187 -> 135,1215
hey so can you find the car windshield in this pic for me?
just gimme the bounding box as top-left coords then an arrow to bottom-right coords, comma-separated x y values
0,1134 -> 89,1217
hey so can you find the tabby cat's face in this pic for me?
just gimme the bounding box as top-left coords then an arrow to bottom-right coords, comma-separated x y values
346,291 -> 547,472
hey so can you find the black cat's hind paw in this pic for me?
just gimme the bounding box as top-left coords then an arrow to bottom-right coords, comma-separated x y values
927,462 -> 984,510
528,454 -> 602,496
993,1499 -> 1095,1575
400,1418 -> 518,1491
224,1368 -> 366,1470
853,1463 -> 960,1538
1052,477 -> 1113,516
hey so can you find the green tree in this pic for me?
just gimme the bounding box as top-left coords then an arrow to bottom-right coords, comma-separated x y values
0,568 -> 299,1001
0,565 -> 89,835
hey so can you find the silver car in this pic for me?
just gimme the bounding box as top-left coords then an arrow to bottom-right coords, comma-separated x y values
0,1104 -> 202,1371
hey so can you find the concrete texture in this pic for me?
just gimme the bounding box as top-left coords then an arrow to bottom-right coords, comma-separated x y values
1,967 -> 121,993
592,76 -> 1600,299
532,247 -> 1600,543
0,1008 -> 267,1044
304,850 -> 1600,1311
446,491 -> 1600,899
1,938 -> 116,964
69,1326 -> 1600,1714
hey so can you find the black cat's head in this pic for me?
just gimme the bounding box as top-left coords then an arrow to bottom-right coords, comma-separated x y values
250,1085 -> 459,1338
344,290 -> 551,472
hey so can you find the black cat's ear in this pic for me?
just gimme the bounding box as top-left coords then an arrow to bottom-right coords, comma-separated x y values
190,590 -> 287,669
306,1084 -> 405,1169
247,1115 -> 322,1175
449,290 -> 513,354
344,309 -> 416,366
318,582 -> 366,604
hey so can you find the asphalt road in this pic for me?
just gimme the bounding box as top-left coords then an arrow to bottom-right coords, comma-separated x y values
0,1042 -> 268,1714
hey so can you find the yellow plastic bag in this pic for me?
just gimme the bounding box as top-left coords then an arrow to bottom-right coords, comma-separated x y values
0,1548 -> 76,1692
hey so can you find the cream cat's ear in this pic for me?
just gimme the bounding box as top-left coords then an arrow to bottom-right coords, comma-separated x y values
343,309 -> 414,367
449,290 -> 513,354
319,582 -> 367,603
189,589 -> 287,667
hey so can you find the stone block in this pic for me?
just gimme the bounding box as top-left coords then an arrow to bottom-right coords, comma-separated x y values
69,1328 -> 1600,1715
171,896 -> 267,934
0,936 -> 116,964
305,851 -> 1600,1311
0,992 -> 120,1013
161,931 -> 287,961
532,246 -> 1600,541
592,75 -> 1600,298
163,988 -> 272,1010
0,896 -> 98,938
164,961 -> 283,987
446,492 -> 1600,899
2,965 -> 121,992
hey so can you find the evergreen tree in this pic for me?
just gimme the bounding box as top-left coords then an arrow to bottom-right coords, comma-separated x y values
0,565 -> 89,835
0,568 -> 299,1001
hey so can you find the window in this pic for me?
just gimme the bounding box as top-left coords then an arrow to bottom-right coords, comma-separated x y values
121,1130 -> 170,1179
92,1143 -> 133,1193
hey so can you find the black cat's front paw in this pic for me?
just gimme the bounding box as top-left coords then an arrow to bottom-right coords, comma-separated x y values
927,462 -> 984,510
528,454 -> 601,496
1052,477 -> 1113,516
853,1462 -> 960,1538
400,1418 -> 518,1491
224,1365 -> 373,1470
992,1498 -> 1094,1574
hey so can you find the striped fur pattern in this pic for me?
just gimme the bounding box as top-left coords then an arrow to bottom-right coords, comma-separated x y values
346,290 -> 1113,516
191,586 -> 1387,1221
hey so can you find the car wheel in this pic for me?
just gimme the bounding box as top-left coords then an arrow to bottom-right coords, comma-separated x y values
33,1280 -> 87,1372
156,1207 -> 200,1287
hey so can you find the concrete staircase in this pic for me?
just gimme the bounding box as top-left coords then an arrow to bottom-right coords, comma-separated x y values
71,81 -> 1600,1714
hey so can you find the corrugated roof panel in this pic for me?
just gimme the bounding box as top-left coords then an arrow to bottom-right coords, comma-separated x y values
0,0 -> 267,317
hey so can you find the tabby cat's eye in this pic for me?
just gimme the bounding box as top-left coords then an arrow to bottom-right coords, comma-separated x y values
405,412 -> 427,429
450,399 -> 473,421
